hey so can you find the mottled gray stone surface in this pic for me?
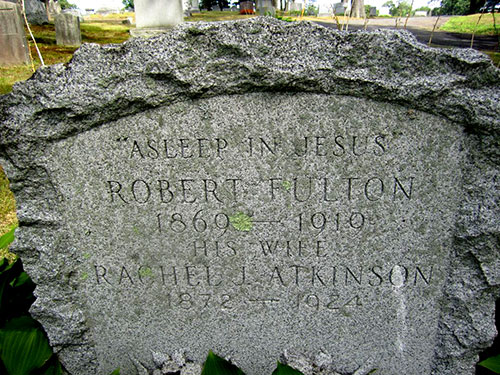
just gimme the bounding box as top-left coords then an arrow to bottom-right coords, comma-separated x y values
0,18 -> 498,375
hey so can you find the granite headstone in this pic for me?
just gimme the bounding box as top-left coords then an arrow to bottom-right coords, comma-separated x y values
0,18 -> 499,375
5,0 -> 48,25
0,0 -> 30,66
55,13 -> 81,46
132,0 -> 183,37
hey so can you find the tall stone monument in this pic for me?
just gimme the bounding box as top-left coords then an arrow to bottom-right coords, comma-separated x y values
0,0 -> 30,66
55,13 -> 81,46
0,18 -> 499,375
132,0 -> 183,37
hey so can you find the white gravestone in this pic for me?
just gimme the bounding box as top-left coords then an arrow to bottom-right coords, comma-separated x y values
132,0 -> 183,37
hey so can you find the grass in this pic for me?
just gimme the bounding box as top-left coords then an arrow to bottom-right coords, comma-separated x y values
483,50 -> 500,66
0,166 -> 17,261
185,10 -> 255,22
440,13 -> 499,35
86,11 -> 135,21
0,66 -> 35,96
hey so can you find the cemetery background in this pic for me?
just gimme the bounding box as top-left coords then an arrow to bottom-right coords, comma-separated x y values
0,0 -> 498,375
0,3 -> 499,94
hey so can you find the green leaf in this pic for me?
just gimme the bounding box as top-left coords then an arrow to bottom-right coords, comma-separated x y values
0,259 -> 36,324
479,355 -> 500,373
272,362 -> 304,375
201,350 -> 245,375
41,362 -> 62,375
0,257 -> 14,311
11,271 -> 34,289
0,226 -> 16,250
34,355 -> 62,375
0,316 -> 53,375
109,369 -> 121,375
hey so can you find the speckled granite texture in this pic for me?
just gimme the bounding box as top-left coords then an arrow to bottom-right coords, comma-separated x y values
0,17 -> 498,375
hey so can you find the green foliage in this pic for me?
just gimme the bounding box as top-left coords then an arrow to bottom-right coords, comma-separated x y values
382,0 -> 414,16
305,4 -> 318,16
0,317 -> 53,375
479,355 -> 500,373
0,242 -> 61,375
58,0 -> 77,10
272,362 -> 304,375
0,257 -> 35,324
201,352 -> 304,375
0,227 -> 15,251
0,166 -> 17,245
275,14 -> 294,21
122,0 -> 134,9
438,0 -> 469,14
109,369 -> 121,375
40,358 -> 62,375
202,350 -> 245,375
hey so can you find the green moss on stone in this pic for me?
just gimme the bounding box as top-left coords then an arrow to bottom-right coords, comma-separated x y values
214,44 -> 247,58
229,212 -> 253,232
186,27 -> 205,36
138,267 -> 153,278
282,180 -> 292,191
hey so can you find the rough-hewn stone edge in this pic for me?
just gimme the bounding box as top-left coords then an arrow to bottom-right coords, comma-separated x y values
430,132 -> 500,374
0,18 -> 498,151
0,17 -> 498,374
2,157 -> 100,373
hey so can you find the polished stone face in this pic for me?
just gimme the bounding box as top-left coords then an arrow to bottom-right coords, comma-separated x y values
42,93 -> 463,374
0,17 -> 498,375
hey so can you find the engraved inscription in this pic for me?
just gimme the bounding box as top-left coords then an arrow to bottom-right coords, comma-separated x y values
83,128 -> 430,314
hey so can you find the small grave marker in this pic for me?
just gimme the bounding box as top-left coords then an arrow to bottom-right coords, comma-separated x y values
55,13 -> 81,46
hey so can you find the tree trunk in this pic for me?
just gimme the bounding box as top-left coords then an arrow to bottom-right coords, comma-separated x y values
350,0 -> 364,18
